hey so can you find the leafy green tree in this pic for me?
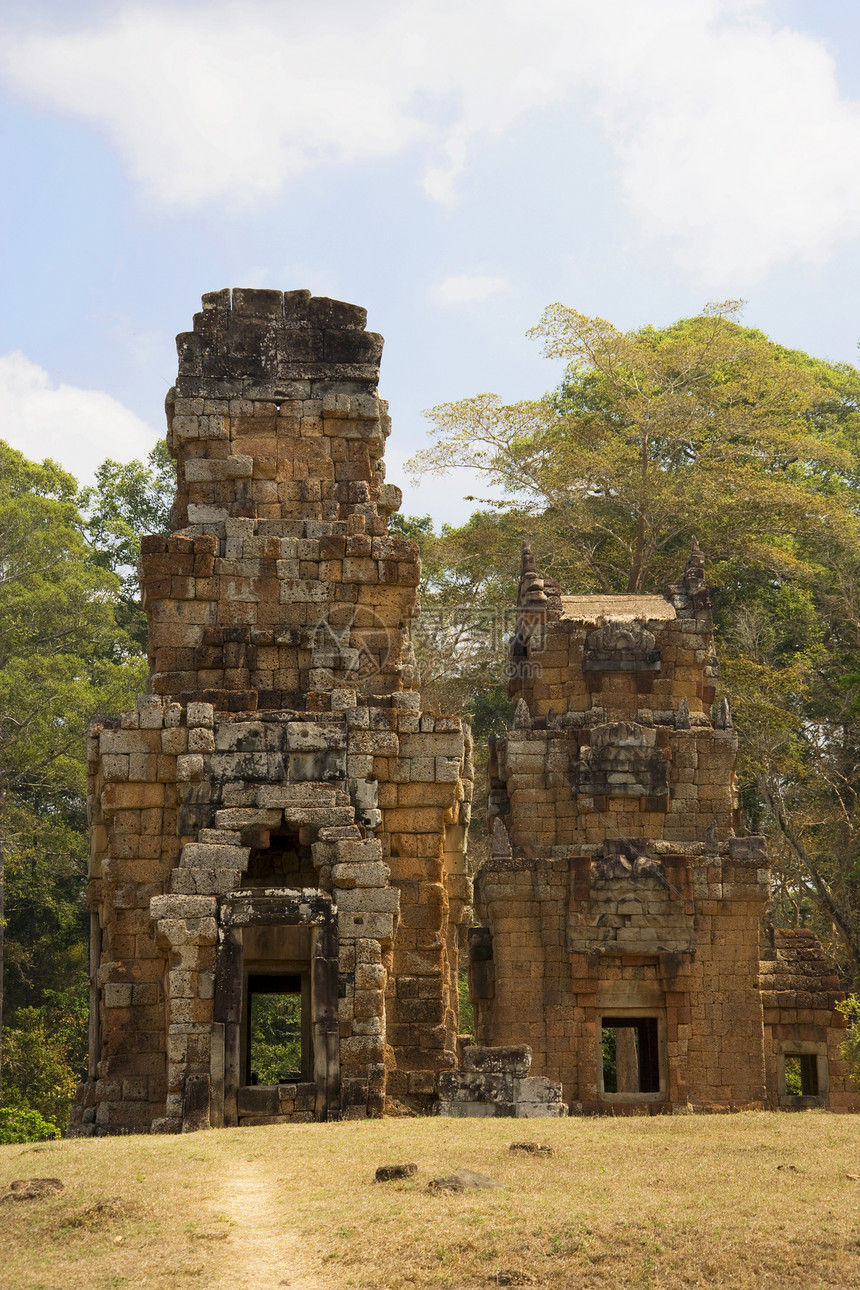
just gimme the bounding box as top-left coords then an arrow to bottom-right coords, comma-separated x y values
248,994 -> 302,1084
837,994 -> 860,1088
409,302 -> 860,595
1,996 -> 84,1129
0,441 -> 146,1101
0,1106 -> 60,1144
720,577 -> 860,982
392,512 -> 517,869
81,440 -> 175,649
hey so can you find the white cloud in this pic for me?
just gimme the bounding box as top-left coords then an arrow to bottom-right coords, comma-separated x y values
432,275 -> 510,306
4,1 -> 860,283
0,351 -> 159,485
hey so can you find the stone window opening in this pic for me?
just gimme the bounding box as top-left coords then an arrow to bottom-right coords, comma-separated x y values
245,971 -> 312,1085
775,1040 -> 829,1106
242,827 -> 317,889
600,1016 -> 661,1096
784,1053 -> 819,1097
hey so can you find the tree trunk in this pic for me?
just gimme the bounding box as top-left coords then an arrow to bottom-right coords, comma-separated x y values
615,1026 -> 639,1093
761,778 -> 860,984
627,429 -> 649,592
0,814 -> 5,1102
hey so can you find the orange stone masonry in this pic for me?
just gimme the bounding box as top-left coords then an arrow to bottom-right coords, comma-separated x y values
68,293 -> 857,1132
69,290 -> 473,1134
465,541 -> 859,1113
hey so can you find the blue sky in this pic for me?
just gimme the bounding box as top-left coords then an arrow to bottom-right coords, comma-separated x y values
3,0 -> 860,524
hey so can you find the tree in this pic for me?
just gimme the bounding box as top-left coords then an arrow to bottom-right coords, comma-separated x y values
1,995 -> 85,1130
837,994 -> 860,1088
408,305 -> 860,983
409,302 -> 860,595
720,579 -> 860,982
392,511 -> 517,715
0,441 -> 146,1098
81,440 -> 175,650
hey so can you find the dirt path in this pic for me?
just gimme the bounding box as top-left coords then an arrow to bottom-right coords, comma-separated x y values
210,1158 -> 324,1290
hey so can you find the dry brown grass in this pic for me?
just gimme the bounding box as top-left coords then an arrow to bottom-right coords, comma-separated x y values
1,1111 -> 858,1289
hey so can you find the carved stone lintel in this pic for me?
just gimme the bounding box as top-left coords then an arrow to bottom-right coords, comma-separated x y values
586,621 -> 656,654
583,620 -> 661,676
592,852 -> 667,884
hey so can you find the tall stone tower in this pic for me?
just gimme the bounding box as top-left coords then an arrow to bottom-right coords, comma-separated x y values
469,542 -> 858,1113
71,290 -> 473,1134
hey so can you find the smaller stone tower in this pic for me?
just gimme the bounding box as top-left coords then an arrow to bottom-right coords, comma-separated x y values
467,542 -> 858,1113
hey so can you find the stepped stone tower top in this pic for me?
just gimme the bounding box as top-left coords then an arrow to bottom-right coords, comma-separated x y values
176,287 -> 383,388
141,290 -> 417,713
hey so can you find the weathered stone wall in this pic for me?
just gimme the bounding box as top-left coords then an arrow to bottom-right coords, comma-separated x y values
472,845 -> 771,1112
471,542 -> 859,1114
761,928 -> 857,1111
69,290 -> 473,1135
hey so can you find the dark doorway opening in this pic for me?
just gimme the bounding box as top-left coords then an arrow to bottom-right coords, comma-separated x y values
245,972 -> 307,1085
242,828 -> 316,889
601,1017 -> 660,1094
784,1053 -> 819,1096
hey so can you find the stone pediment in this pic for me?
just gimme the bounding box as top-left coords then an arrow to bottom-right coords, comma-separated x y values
586,622 -> 657,653
583,619 -> 661,673
592,851 -> 666,883
568,859 -> 695,956
577,722 -> 668,800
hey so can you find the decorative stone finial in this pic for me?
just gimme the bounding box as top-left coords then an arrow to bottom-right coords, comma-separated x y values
513,698 -> 533,730
675,696 -> 691,730
517,539 -> 547,606
714,697 -> 733,729
492,818 -> 513,859
682,536 -> 711,612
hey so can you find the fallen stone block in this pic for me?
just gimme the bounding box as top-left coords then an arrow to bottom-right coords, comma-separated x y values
375,1163 -> 417,1182
435,1100 -> 514,1118
509,1142 -> 555,1156
428,1169 -> 502,1192
513,1076 -> 563,1104
514,1102 -> 568,1118
461,1045 -> 532,1077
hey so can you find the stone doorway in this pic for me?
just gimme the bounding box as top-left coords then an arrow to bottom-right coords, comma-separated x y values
598,1012 -> 666,1103
244,971 -> 311,1086
214,892 -> 340,1126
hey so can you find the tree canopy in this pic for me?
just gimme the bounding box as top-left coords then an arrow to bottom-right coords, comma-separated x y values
0,440 -> 168,1128
410,301 -> 860,594
408,304 -> 860,986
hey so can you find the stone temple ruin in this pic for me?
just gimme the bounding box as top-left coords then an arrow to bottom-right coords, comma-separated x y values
70,291 -> 857,1134
466,543 -> 859,1113
71,290 -> 472,1133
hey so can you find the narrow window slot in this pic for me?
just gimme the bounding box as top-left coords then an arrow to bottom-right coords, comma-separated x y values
784,1053 -> 819,1097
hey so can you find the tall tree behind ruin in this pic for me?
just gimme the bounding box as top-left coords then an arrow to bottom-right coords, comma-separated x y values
407,305 -> 860,982
0,443 -> 146,1104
